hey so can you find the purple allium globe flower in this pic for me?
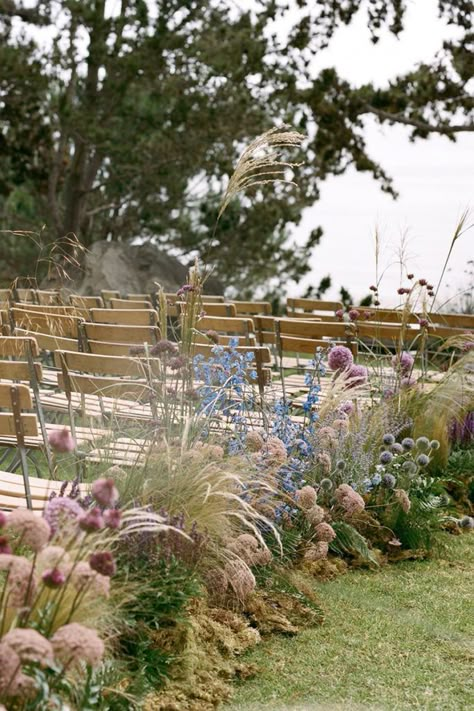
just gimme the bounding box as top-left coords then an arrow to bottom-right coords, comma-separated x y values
362,310 -> 373,320
348,309 -> 360,322
391,351 -> 414,374
380,451 -> 393,465
346,364 -> 368,388
407,273 -> 414,279
401,437 -> 415,451
335,308 -> 344,321
382,388 -> 395,400
400,376 -> 417,389
89,551 -> 116,577
104,509 -> 122,529
79,508 -> 105,533
150,339 -> 178,357
416,454 -> 430,467
382,474 -> 396,489
382,433 -> 395,446
44,497 -> 83,535
176,284 -> 195,297
42,567 -> 66,588
339,400 -> 354,416
0,535 -> 12,554
418,318 -> 429,328
328,345 -> 353,372
91,479 -> 119,508
419,279 -> 427,286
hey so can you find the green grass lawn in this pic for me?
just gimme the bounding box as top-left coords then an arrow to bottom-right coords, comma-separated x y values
227,534 -> 474,711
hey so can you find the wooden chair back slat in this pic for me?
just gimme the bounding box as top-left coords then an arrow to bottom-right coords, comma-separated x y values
54,350 -> 155,378
232,301 -> 272,316
0,413 -> 38,437
90,308 -> 158,326
0,336 -> 39,358
0,360 -> 43,381
110,298 -> 153,310
14,328 -> 79,352
0,382 -> 33,409
57,372 -> 150,400
82,322 -> 160,345
86,341 -> 135,356
195,303 -> 237,317
277,318 -> 351,340
70,295 -> 105,309
287,298 -> 343,315
11,308 -> 82,339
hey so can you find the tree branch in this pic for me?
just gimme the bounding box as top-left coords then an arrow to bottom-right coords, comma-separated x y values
364,104 -> 474,134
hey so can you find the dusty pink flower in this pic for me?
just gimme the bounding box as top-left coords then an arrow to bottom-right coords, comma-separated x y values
91,479 -> 119,507
44,497 -> 82,535
400,376 -> 417,389
6,509 -> 50,552
169,355 -> 187,371
2,629 -> 53,667
335,484 -> 365,515
206,329 -> 219,344
345,364 -> 368,388
0,554 -> 36,607
335,309 -> 344,321
42,568 -> 66,588
314,522 -> 336,542
52,623 -> 105,668
69,561 -> 110,597
339,400 -> 354,416
48,427 -> 75,453
150,339 -> 178,357
37,546 -> 70,574
348,309 -> 360,321
305,504 -> 325,527
328,346 -> 353,372
296,485 -> 318,510
317,452 -> 332,474
246,431 -> 264,452
0,536 -> 12,555
418,318 -> 429,328
262,436 -> 287,465
79,508 -> 105,533
104,509 -> 122,529
89,551 -> 116,577
394,489 -> 411,513
0,642 -> 21,694
391,351 -> 414,374
332,418 -> 349,434
362,310 -> 373,320
304,541 -> 329,561
227,534 -> 271,566
224,559 -> 256,600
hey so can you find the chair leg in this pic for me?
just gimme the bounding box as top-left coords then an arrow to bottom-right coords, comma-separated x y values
19,446 -> 33,510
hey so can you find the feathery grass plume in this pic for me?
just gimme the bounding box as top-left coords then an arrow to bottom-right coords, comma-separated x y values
407,351 -> 474,465
432,209 -> 472,307
217,126 -> 304,222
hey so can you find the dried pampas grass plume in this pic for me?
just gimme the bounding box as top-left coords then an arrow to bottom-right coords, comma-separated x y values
217,125 -> 305,222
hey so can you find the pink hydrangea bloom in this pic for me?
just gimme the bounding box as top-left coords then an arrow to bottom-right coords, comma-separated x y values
48,427 -> 75,453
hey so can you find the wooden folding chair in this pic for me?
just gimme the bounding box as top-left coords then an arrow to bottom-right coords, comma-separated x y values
0,383 -> 49,509
187,302 -> 237,317
35,289 -> 64,306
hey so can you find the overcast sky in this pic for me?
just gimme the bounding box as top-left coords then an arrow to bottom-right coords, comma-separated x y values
287,1 -> 473,306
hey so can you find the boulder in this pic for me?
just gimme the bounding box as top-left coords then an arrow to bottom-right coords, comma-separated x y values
45,240 -> 223,295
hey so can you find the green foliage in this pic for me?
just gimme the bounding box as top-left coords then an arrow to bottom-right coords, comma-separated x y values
330,521 -> 379,565
117,555 -> 201,694
0,1 -> 472,291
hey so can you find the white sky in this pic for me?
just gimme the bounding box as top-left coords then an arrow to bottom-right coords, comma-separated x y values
285,1 -> 474,305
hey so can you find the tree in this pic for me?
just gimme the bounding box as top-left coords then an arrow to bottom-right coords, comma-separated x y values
0,1 -> 472,293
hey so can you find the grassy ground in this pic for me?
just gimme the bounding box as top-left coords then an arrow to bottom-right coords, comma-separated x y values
227,534 -> 474,711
